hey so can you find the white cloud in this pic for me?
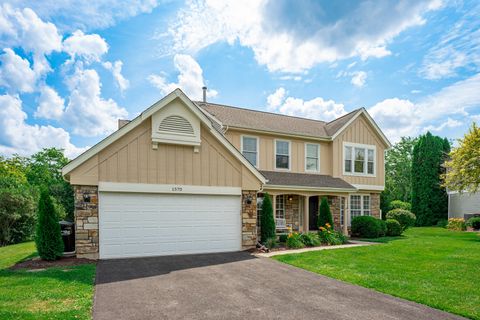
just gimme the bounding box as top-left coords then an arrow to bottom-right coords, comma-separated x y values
4,0 -> 161,31
63,30 -> 109,63
34,85 -> 65,120
0,48 -> 37,93
350,71 -> 367,87
424,118 -> 462,132
103,60 -> 129,93
63,67 -> 128,137
266,87 -> 347,121
0,94 -> 86,158
164,0 -> 440,73
368,73 -> 480,142
148,54 -> 217,100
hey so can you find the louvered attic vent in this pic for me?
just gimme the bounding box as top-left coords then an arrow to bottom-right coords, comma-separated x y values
158,115 -> 194,135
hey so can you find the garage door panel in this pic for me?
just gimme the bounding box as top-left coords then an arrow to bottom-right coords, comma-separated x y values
99,192 -> 242,259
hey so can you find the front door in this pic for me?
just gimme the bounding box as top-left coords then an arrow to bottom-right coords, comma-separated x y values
309,196 -> 319,230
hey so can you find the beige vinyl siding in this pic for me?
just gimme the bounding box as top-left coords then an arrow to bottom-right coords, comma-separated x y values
225,130 -> 332,175
333,115 -> 386,186
70,117 -> 261,190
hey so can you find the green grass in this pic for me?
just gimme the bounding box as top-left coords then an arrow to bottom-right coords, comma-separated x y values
274,227 -> 480,320
0,242 -> 96,320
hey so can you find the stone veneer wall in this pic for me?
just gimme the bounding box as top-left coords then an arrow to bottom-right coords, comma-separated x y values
242,191 -> 257,249
74,185 -> 99,259
371,193 -> 381,219
328,196 -> 342,231
285,195 -> 301,232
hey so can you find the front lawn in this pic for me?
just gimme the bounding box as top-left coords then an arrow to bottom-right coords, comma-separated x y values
0,242 -> 96,320
274,227 -> 480,320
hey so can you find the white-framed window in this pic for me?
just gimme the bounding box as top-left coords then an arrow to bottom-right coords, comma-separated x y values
241,135 -> 259,167
275,195 -> 285,219
350,194 -> 371,222
343,142 -> 376,176
340,197 -> 345,225
275,140 -> 290,170
305,143 -> 320,172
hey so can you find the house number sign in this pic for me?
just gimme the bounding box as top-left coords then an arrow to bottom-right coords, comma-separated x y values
171,186 -> 183,192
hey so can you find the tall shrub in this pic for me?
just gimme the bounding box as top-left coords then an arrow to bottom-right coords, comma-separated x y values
35,189 -> 63,260
260,193 -> 276,243
411,132 -> 449,226
317,197 -> 333,228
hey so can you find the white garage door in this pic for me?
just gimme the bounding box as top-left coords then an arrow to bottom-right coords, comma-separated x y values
99,192 -> 242,259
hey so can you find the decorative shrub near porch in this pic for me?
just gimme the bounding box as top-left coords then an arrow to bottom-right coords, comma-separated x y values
447,218 -> 466,231
286,233 -> 305,249
317,197 -> 333,229
351,216 -> 384,238
318,224 -> 347,245
35,189 -> 64,261
260,193 -> 276,243
466,217 -> 480,230
386,209 -> 416,231
386,219 -> 402,236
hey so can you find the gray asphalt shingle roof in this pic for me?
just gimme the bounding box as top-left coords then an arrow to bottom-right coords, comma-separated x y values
260,170 -> 355,190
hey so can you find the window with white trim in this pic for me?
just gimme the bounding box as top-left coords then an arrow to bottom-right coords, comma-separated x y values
275,140 -> 290,169
241,136 -> 258,167
344,143 -> 375,175
275,195 -> 285,219
305,143 -> 320,172
340,197 -> 345,225
350,195 -> 371,221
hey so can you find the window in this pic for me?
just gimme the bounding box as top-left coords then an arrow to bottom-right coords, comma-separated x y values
340,197 -> 345,225
275,195 -> 285,219
305,143 -> 320,172
275,140 -> 290,170
241,136 -> 258,167
349,194 -> 371,223
257,194 -> 264,229
344,143 -> 375,176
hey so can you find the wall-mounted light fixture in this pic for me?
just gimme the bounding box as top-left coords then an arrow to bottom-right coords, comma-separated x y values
245,195 -> 253,205
83,194 -> 91,203
288,196 -> 293,202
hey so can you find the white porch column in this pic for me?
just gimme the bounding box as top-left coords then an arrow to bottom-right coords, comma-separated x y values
304,196 -> 309,232
343,195 -> 349,235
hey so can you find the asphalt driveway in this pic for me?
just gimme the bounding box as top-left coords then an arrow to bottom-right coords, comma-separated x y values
94,251 -> 464,320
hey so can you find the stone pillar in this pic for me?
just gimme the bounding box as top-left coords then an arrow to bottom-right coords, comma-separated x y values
329,196 -> 342,231
371,193 -> 381,219
241,191 -> 257,249
74,185 -> 99,259
285,195 -> 300,232
303,196 -> 309,232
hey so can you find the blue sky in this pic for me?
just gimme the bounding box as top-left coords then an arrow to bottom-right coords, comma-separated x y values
0,0 -> 479,158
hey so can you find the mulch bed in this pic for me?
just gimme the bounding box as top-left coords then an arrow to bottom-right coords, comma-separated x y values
10,256 -> 95,270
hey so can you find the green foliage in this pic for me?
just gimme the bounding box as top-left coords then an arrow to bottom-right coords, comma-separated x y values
318,225 -> 348,245
317,197 -> 333,228
351,216 -> 383,238
35,189 -> 64,260
466,217 -> 480,230
381,137 -> 417,214
286,232 -> 305,249
260,193 -> 276,243
389,200 -> 412,211
386,219 -> 402,236
278,234 -> 288,243
265,237 -> 277,249
444,123 -> 480,193
386,209 -> 416,231
436,219 -> 448,228
299,232 -> 320,247
411,132 -> 450,226
377,219 -> 387,237
447,218 -> 466,231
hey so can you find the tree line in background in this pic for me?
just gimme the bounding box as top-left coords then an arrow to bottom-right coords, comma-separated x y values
0,148 -> 73,246
382,132 -> 450,226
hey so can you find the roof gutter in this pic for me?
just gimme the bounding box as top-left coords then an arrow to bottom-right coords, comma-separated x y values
263,184 -> 357,193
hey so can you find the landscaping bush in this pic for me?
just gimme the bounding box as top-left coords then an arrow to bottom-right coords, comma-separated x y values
466,217 -> 480,230
436,219 -> 448,228
386,219 -> 402,236
318,224 -> 348,245
377,219 -> 387,237
35,189 -> 63,260
389,200 -> 412,211
278,234 -> 288,243
0,188 -> 36,246
260,193 -> 276,243
265,237 -> 277,249
317,197 -> 333,229
386,209 -> 416,231
286,232 -> 305,249
447,218 -> 466,231
299,232 -> 320,247
351,216 -> 382,238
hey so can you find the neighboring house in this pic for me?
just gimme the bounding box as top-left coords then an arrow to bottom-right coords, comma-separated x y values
62,88 -> 391,259
448,191 -> 480,219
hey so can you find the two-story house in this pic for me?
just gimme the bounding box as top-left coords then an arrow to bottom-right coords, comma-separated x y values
62,89 -> 391,259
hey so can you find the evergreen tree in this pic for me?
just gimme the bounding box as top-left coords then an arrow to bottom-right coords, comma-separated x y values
411,132 -> 450,226
260,193 -> 276,243
317,197 -> 333,228
35,189 -> 64,260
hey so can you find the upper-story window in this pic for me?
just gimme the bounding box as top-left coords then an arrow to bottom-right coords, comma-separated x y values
241,136 -> 258,167
305,143 -> 320,172
344,143 -> 375,176
275,140 -> 290,170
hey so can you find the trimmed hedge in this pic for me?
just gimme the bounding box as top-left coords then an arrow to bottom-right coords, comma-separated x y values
386,209 -> 416,231
260,193 -> 276,243
35,189 -> 63,260
351,216 -> 383,238
386,219 -> 402,236
467,217 -> 480,230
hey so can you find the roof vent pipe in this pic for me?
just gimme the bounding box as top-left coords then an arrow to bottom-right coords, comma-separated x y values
202,86 -> 207,103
